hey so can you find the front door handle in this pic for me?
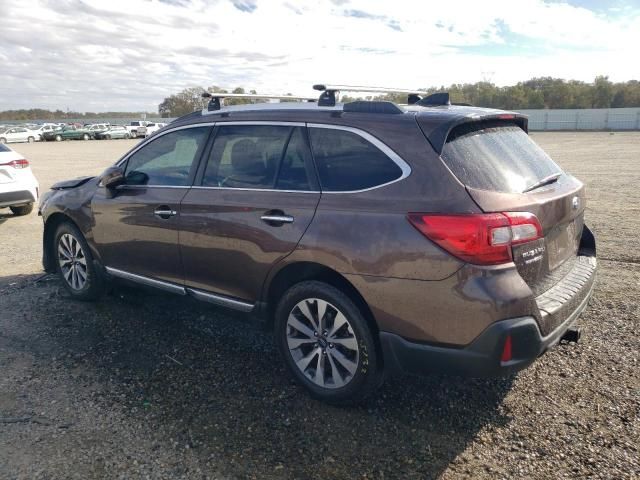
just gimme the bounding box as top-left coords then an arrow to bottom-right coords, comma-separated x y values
261,210 -> 294,226
154,205 -> 177,220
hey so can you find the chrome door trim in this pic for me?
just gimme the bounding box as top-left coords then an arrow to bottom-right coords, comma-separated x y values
104,267 -> 255,312
105,267 -> 187,295
306,123 -> 412,194
186,288 -> 254,312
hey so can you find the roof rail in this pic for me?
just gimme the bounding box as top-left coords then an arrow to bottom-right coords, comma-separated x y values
313,84 -> 425,107
202,92 -> 316,111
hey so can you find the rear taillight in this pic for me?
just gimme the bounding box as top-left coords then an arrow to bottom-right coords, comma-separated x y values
501,335 -> 513,363
1,159 -> 29,169
407,212 -> 542,265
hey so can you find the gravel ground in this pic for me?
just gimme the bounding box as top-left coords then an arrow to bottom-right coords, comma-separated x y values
0,133 -> 638,479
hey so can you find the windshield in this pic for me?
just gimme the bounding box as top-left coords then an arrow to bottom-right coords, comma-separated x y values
441,122 -> 562,193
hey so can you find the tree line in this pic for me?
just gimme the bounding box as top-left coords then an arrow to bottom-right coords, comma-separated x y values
0,109 -> 156,122
158,76 -> 640,116
2,76 -> 638,120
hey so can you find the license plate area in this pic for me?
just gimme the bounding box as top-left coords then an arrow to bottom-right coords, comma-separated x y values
546,216 -> 583,271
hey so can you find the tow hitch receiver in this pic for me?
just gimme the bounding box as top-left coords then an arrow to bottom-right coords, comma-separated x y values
561,326 -> 582,343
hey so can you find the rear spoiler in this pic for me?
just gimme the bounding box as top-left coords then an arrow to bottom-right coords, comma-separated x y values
417,111 -> 528,154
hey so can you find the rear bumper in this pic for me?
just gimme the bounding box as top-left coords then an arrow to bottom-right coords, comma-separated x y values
0,188 -> 37,208
381,255 -> 596,377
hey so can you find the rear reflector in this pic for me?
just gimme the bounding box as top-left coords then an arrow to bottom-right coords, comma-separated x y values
1,159 -> 29,169
407,212 -> 542,265
501,335 -> 513,363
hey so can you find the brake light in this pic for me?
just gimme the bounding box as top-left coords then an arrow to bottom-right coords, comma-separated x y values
1,159 -> 29,169
407,212 -> 542,265
501,335 -> 513,363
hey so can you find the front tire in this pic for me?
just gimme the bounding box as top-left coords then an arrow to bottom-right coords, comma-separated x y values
28,136 -> 35,143
55,134 -> 62,142
0,138 -> 6,144
83,133 -> 90,140
54,222 -> 104,301
275,281 -> 382,404
10,203 -> 33,216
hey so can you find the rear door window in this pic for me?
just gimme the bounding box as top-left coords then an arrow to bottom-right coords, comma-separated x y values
202,125 -> 317,191
308,127 -> 403,192
441,122 -> 562,193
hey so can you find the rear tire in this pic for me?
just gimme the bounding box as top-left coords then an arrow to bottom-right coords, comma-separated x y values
10,203 -> 33,216
83,133 -> 90,140
124,133 -> 130,139
53,222 -> 105,301
274,281 -> 383,405
106,135 -> 111,140
0,138 -> 6,144
55,134 -> 62,142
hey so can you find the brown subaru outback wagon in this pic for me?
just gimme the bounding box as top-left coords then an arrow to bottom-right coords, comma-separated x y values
39,86 -> 597,404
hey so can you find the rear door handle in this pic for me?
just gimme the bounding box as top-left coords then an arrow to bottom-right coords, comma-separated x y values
261,211 -> 294,226
154,205 -> 177,220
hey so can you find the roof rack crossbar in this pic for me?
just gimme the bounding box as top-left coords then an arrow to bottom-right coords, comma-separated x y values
202,92 -> 317,111
313,84 -> 425,106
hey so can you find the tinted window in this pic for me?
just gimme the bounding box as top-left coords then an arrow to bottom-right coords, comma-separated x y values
125,127 -> 209,186
309,128 -> 403,191
203,125 -> 290,189
0,144 -> 10,153
441,123 -> 562,193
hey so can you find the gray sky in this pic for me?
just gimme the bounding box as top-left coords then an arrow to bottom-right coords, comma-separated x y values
1,0 -> 639,112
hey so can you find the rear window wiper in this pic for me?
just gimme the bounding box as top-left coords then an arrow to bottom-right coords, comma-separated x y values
523,172 -> 562,193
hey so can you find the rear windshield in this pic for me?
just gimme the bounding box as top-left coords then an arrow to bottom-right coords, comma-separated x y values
441,122 -> 562,193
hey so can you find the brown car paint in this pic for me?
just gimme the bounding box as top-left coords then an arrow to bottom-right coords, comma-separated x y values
91,186 -> 188,285
40,103 -> 596,370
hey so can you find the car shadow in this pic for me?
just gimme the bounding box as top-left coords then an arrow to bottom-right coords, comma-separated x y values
0,210 -> 15,225
10,277 -> 515,479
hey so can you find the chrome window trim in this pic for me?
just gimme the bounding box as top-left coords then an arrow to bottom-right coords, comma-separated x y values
306,123 -> 412,194
190,186 -> 320,194
214,121 -> 306,127
112,121 -> 411,194
116,184 -> 191,190
105,267 -> 187,295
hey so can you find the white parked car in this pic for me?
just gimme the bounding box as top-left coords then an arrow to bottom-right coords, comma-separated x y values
31,124 -> 58,140
124,121 -> 149,138
136,122 -> 166,137
0,144 -> 39,216
0,127 -> 39,144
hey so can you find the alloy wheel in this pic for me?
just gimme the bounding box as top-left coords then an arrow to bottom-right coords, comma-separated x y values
58,233 -> 88,290
286,298 -> 360,389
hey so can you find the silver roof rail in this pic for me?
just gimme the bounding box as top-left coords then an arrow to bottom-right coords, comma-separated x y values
202,92 -> 316,111
313,84 -> 425,107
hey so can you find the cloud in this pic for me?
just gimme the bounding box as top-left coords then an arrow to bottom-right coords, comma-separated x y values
0,0 -> 638,112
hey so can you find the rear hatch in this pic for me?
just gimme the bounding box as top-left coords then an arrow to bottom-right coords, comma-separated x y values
435,120 -> 585,295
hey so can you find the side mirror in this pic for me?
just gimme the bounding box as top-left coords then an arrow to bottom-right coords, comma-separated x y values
100,166 -> 125,189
